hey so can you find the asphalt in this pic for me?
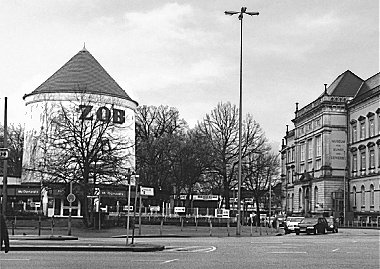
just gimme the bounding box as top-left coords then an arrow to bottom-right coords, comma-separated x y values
7,224 -> 378,252
6,224 -> 282,252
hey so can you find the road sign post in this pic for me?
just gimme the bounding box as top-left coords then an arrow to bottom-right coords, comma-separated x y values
67,182 -> 75,236
0,148 -> 9,160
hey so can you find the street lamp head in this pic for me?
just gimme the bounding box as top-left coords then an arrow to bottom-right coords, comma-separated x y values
245,11 -> 259,16
225,11 -> 239,16
241,7 -> 247,13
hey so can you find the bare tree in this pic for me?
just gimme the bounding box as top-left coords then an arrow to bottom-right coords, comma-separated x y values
30,97 -> 134,227
0,124 -> 24,177
243,152 -> 279,226
135,105 -> 187,203
169,129 -> 213,208
197,102 -> 267,209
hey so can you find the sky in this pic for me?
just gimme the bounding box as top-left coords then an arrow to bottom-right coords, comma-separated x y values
0,0 -> 379,150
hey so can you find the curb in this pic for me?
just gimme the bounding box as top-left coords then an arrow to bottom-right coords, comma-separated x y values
10,235 -> 78,240
8,244 -> 165,252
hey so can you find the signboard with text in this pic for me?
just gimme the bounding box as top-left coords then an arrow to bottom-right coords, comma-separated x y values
330,133 -> 346,169
140,187 -> 154,196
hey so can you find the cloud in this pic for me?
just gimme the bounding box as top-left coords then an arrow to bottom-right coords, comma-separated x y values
89,3 -> 230,94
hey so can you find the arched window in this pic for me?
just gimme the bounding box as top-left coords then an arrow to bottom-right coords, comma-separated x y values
370,184 -> 374,207
314,186 -> 319,207
353,186 -> 357,207
361,185 -> 365,208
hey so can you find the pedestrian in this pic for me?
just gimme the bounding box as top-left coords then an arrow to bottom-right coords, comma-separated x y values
1,214 -> 10,253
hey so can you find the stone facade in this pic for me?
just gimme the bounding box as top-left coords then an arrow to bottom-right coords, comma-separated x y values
347,73 -> 380,225
281,70 -> 379,223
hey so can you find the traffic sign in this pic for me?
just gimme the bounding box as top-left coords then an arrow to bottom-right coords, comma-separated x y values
140,187 -> 154,196
67,193 -> 76,203
0,148 -> 9,160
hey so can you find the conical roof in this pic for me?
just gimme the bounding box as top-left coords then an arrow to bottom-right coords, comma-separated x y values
24,48 -> 137,105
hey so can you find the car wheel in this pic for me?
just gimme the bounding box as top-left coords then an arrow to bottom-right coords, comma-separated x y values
322,228 -> 326,234
335,228 -> 338,233
295,231 -> 300,235
314,228 -> 317,235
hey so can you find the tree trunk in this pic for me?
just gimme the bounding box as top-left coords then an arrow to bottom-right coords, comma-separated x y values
223,179 -> 230,209
255,196 -> 261,227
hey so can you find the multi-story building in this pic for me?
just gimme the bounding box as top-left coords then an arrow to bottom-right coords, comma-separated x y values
347,73 -> 380,225
281,70 -> 379,222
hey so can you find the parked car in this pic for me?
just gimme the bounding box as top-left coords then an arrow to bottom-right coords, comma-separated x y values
284,217 -> 304,234
295,217 -> 328,235
326,217 -> 339,233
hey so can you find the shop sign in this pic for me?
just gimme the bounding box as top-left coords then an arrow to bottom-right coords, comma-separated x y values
16,188 -> 40,196
100,189 -> 126,198
174,207 -> 185,213
79,105 -> 125,124
179,194 -> 219,201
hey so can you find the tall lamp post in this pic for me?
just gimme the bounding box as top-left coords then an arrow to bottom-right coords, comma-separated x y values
225,7 -> 259,235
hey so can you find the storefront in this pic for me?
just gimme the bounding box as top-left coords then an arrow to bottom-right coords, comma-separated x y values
0,184 -> 41,215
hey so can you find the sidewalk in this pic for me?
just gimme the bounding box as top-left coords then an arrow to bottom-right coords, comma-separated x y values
7,224 -> 281,252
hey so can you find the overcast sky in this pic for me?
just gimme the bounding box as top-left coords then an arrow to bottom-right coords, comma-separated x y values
0,0 -> 379,149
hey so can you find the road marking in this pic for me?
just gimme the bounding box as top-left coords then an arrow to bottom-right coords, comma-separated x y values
269,251 -> 307,254
165,246 -> 216,253
332,248 -> 339,252
0,258 -> 30,261
161,259 -> 178,264
205,246 -> 217,253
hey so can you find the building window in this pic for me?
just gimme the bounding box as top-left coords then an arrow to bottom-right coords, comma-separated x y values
370,185 -> 374,207
287,150 -> 291,163
291,148 -> 295,161
369,148 -> 375,169
300,143 -> 305,162
287,170 -> 291,184
369,117 -> 375,137
352,123 -> 357,143
353,186 -> 357,207
361,185 -> 365,208
352,152 -> 358,171
315,159 -> 321,170
360,120 -> 366,140
360,150 -> 366,171
316,136 -> 322,157
307,139 -> 313,160
300,163 -> 305,173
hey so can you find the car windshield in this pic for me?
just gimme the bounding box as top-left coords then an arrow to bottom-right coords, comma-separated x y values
288,217 -> 304,222
300,218 -> 317,224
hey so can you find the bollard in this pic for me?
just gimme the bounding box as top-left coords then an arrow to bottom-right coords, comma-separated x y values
250,219 -> 252,236
209,218 -> 212,237
38,216 -> 41,236
227,218 -> 230,237
160,218 -> 163,236
195,217 -> 198,231
180,217 -> 183,232
11,220 -> 15,236
51,216 -> 55,236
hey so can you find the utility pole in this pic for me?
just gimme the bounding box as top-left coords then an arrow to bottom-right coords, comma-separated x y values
2,97 -> 8,215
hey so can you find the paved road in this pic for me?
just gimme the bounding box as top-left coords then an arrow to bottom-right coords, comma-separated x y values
1,229 -> 378,269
